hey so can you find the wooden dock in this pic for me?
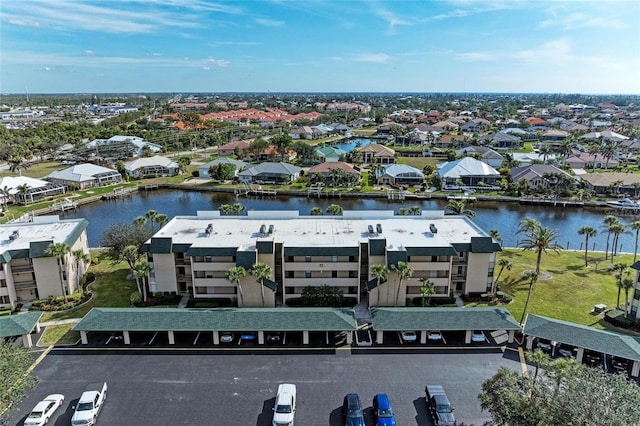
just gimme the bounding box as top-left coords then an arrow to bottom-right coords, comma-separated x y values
139,184 -> 159,191
519,197 -> 584,207
235,183 -> 276,198
387,189 -> 406,200
307,186 -> 341,198
102,187 -> 135,200
51,198 -> 78,212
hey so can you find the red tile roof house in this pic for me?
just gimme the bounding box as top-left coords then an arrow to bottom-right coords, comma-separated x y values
218,140 -> 252,156
307,162 -> 360,185
258,145 -> 297,162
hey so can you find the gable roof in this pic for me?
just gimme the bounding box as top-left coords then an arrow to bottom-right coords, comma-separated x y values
74,307 -> 357,332
200,158 -> 247,170
238,162 -> 302,177
308,161 -> 359,175
437,157 -> 500,178
356,144 -> 395,156
124,155 -> 179,171
314,146 -> 347,158
510,164 -> 571,182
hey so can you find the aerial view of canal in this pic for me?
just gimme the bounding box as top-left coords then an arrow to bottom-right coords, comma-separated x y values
62,189 -> 637,253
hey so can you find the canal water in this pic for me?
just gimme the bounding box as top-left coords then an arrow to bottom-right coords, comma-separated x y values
62,189 -> 635,252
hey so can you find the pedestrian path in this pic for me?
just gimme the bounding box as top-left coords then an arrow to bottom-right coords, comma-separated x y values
177,294 -> 190,308
40,318 -> 81,327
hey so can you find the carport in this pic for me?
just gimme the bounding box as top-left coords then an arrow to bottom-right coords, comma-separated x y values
73,307 -> 357,346
370,307 -> 520,344
0,312 -> 43,348
523,314 -> 640,376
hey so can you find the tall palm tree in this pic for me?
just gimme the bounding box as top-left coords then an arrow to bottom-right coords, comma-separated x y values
131,262 -> 146,300
445,200 -> 475,218
489,229 -> 503,244
250,262 -> 273,307
419,277 -> 435,307
0,185 -> 10,211
155,213 -> 168,230
491,259 -> 512,301
410,206 -> 421,216
519,271 -> 539,324
370,264 -> 388,306
326,204 -> 343,215
630,220 -> 640,263
622,277 -> 635,319
133,216 -> 147,228
577,226 -> 598,267
134,261 -> 152,302
518,221 -> 562,275
225,266 -> 247,306
602,215 -> 620,261
15,183 -> 30,204
609,223 -> 628,261
526,349 -> 549,383
72,249 -> 91,292
44,242 -> 71,303
391,261 -> 413,306
608,263 -> 629,308
145,209 -> 158,234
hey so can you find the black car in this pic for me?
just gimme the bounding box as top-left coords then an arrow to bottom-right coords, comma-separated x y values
612,356 -> 629,373
342,393 -> 365,426
266,332 -> 282,343
584,351 -> 602,367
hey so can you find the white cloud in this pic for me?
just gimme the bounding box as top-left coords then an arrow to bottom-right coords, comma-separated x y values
514,39 -> 571,61
255,18 -> 284,27
540,12 -> 625,30
373,7 -> 411,32
353,53 -> 391,63
204,57 -> 230,67
7,17 -> 39,27
84,50 -> 94,56
43,66 -> 51,71
457,52 -> 492,61
202,66 -> 211,71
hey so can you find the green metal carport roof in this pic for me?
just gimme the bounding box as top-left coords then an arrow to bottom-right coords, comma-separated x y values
73,307 -> 357,332
370,307 -> 520,331
0,312 -> 42,339
523,314 -> 640,362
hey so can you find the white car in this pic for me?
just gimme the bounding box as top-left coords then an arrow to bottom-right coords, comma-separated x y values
427,331 -> 443,341
401,331 -> 417,342
220,333 -> 234,343
471,330 -> 486,343
273,383 -> 296,426
24,394 -> 65,426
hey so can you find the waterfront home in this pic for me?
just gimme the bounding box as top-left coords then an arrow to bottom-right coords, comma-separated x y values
376,164 -> 424,186
197,158 -> 247,179
124,155 -> 180,179
45,163 -> 122,189
85,135 -> 161,158
510,164 -> 573,191
258,145 -> 297,162
455,146 -> 504,168
437,157 -> 501,188
579,172 -> 640,196
565,150 -> 619,170
314,146 -> 347,163
308,162 -> 360,185
141,210 -> 500,307
0,176 -> 66,205
0,217 -> 90,309
237,162 -> 302,184
355,144 -> 396,164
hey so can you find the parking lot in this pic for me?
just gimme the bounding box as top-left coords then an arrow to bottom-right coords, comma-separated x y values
5,347 -> 522,425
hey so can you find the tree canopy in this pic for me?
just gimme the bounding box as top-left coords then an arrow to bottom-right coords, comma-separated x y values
0,340 -> 38,414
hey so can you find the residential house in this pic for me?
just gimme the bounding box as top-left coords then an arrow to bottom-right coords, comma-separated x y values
218,140 -> 252,157
376,164 -> 424,186
46,163 -> 122,189
480,133 -> 523,150
356,144 -> 396,164
565,150 -> 619,170
308,162 -> 360,185
237,162 -> 302,184
455,146 -> 504,168
124,156 -> 181,179
289,126 -> 315,140
198,158 -> 247,179
314,146 -> 347,163
141,210 -> 501,307
85,135 -> 161,158
0,176 -> 66,205
0,217 -> 90,309
579,173 -> 640,195
437,157 -> 502,188
510,164 -> 573,191
258,145 -> 297,162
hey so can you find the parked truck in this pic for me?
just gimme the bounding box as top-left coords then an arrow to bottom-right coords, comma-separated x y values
272,383 -> 296,426
71,382 -> 107,426
425,384 -> 456,426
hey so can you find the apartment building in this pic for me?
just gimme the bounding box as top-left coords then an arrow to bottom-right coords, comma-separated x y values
143,211 -> 499,308
0,217 -> 90,308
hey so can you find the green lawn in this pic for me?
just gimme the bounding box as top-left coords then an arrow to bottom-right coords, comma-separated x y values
495,249 -> 633,329
40,255 -> 136,322
39,324 -> 80,345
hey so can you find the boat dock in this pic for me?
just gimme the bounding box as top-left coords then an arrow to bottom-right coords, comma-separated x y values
102,187 -> 135,200
140,184 -> 159,191
235,183 -> 277,198
519,197 -> 584,207
307,185 -> 342,198
447,193 -> 477,202
387,189 -> 406,200
51,198 -> 78,212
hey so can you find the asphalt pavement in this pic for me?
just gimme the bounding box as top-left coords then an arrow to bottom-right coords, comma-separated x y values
3,347 -> 521,426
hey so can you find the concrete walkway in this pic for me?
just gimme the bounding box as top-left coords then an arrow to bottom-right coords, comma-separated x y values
40,318 -> 81,327
177,294 -> 190,308
353,295 -> 372,324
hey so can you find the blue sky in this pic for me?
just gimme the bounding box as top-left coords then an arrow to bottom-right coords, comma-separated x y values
1,0 -> 639,94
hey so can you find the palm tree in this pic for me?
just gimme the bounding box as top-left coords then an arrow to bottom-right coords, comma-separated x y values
225,266 -> 247,306
72,249 -> 91,292
489,229 -> 503,244
370,264 -> 388,306
410,206 -> 421,216
519,271 -> 539,324
622,277 -> 635,319
609,223 -> 627,261
219,204 -> 232,215
491,259 -> 512,301
44,242 -> 71,303
0,185 -> 10,211
309,207 -> 323,216
518,221 -> 562,275
145,209 -> 158,233
134,261 -> 152,302
131,262 -> 146,300
15,183 -> 30,204
526,349 -> 549,383
608,263 -> 629,308
602,215 -> 620,261
630,221 -> 640,263
119,245 -> 141,270
445,200 -> 475,218
231,202 -> 245,216
419,277 -> 435,307
155,214 -> 168,230
391,261 -> 413,306
398,207 -> 409,216
577,226 -> 598,267
326,204 -> 343,215
133,216 -> 147,228
250,262 -> 273,307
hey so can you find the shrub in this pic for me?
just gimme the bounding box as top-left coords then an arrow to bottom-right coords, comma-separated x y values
130,291 -> 141,305
605,308 -> 633,328
85,272 -> 96,283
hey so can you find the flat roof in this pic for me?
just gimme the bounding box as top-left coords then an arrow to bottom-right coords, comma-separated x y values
149,210 -> 489,252
0,312 -> 42,338
371,307 -> 521,331
73,307 -> 358,332
523,314 -> 640,362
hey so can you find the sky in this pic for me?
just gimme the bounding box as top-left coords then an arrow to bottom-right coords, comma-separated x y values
1,0 -> 639,95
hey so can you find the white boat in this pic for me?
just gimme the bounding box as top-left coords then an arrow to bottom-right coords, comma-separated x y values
606,198 -> 640,210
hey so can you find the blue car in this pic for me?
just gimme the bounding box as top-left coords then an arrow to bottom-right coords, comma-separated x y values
343,393 -> 365,426
372,393 -> 396,426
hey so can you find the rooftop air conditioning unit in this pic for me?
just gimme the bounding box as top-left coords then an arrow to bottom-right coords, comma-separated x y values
429,224 -> 438,234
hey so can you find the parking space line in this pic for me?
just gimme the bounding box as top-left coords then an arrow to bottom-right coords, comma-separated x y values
149,331 -> 158,345
193,332 -> 200,346
518,347 -> 529,378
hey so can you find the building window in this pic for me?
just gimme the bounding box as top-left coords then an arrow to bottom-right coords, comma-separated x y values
332,256 -> 338,262
634,291 -> 640,301
286,287 -> 295,294
488,267 -> 494,277
349,271 -> 358,278
0,295 -> 9,304
286,271 -> 294,278
286,256 -> 294,262
431,256 -> 438,262
486,282 -> 492,292
332,271 -> 338,278
305,271 -> 312,278
305,256 -> 312,262
0,279 -> 6,288
205,256 -> 212,263
349,256 -> 356,262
